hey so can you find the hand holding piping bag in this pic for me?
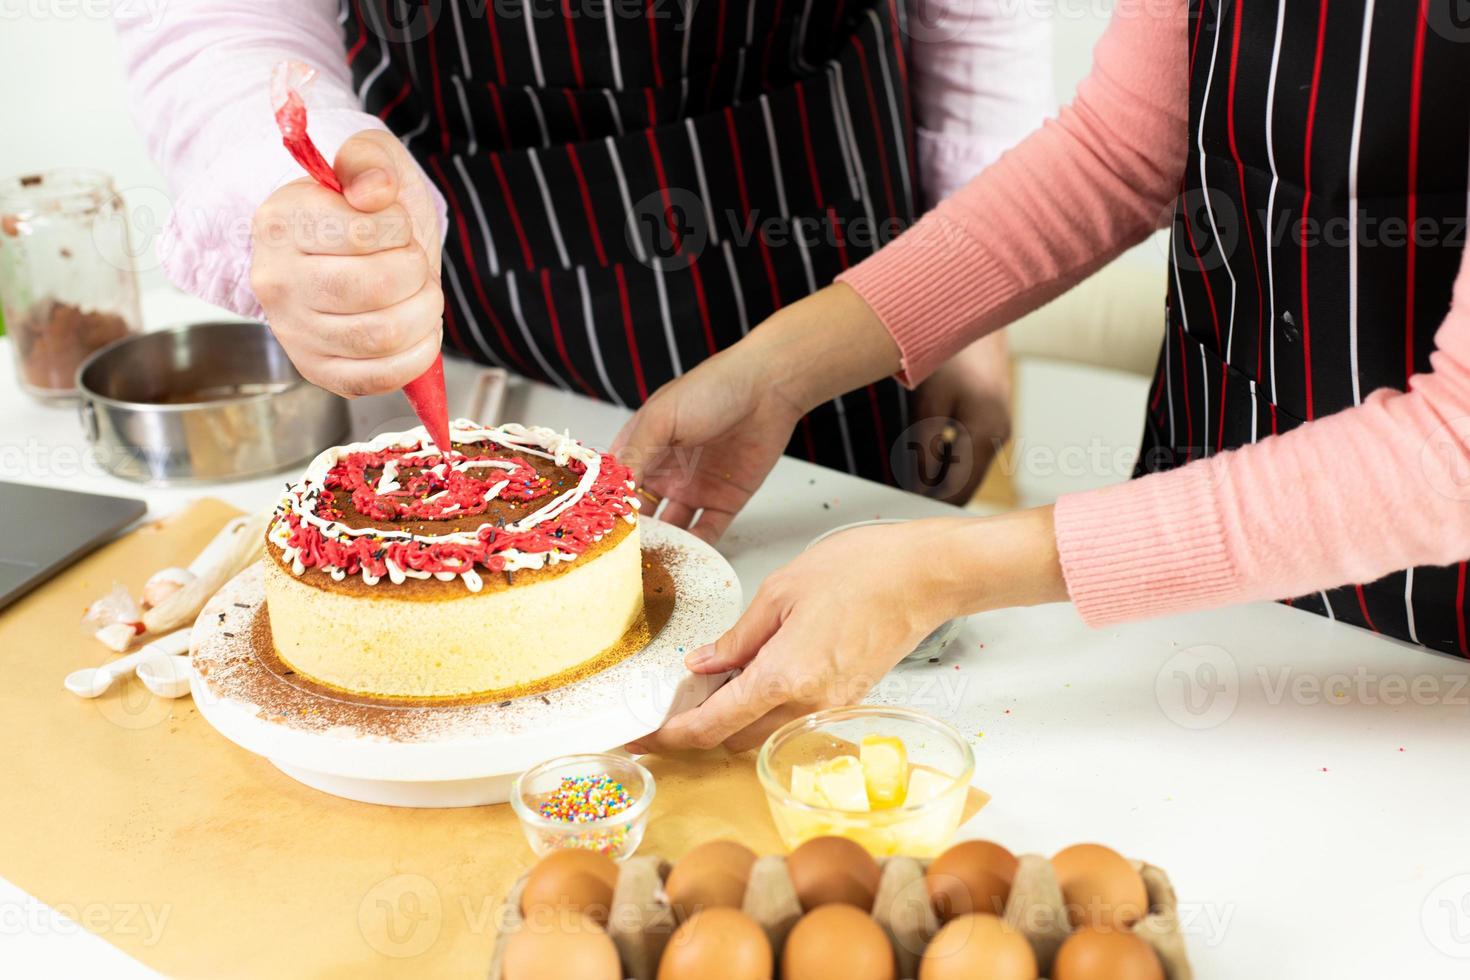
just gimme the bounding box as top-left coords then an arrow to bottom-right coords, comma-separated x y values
259,61 -> 451,450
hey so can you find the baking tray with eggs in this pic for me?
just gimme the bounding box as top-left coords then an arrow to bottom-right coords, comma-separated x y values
490,836 -> 1192,980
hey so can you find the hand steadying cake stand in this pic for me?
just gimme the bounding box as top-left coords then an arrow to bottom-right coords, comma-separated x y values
189,519 -> 740,807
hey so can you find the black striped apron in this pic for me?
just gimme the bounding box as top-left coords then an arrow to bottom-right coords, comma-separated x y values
339,0 -> 917,484
1143,0 -> 1470,654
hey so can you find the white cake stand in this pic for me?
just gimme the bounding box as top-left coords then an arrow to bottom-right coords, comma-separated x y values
189,519 -> 741,808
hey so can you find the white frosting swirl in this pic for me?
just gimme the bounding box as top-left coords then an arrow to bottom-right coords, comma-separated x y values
269,419 -> 639,592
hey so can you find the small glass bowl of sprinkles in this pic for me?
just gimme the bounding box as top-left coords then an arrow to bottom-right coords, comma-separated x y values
510,753 -> 655,860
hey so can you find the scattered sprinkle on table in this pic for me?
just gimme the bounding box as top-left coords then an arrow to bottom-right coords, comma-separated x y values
536,774 -> 634,823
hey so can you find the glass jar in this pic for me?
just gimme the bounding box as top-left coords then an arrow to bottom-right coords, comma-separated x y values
0,170 -> 142,400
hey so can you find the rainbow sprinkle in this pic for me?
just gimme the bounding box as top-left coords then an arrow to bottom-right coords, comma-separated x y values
536,774 -> 635,824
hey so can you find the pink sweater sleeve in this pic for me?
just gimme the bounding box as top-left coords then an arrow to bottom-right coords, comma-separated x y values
839,0 -> 1470,625
113,0 -> 447,319
1055,267 -> 1470,624
838,2 -> 1190,385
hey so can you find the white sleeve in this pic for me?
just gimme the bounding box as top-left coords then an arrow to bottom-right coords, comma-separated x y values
908,0 -> 1056,208
113,0 -> 446,315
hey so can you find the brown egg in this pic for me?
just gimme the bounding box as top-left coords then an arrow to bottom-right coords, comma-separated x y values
520,849 -> 619,926
782,903 -> 896,980
787,836 -> 882,912
925,840 -> 1019,920
665,840 -> 758,921
657,907 -> 773,980
503,914 -> 621,980
1051,844 -> 1149,930
1053,927 -> 1165,980
918,913 -> 1037,980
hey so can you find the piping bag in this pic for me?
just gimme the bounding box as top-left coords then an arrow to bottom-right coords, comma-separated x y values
269,60 -> 452,452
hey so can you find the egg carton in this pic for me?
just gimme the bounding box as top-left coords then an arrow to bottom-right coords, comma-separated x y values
490,852 -> 1192,980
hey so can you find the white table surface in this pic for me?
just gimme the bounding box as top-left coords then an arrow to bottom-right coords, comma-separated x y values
3,291 -> 1469,977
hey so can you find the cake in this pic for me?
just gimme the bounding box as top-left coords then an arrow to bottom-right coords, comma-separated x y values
263,420 -> 643,699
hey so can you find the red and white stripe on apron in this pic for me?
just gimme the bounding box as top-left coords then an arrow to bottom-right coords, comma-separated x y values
339,0 -> 919,485
1143,0 -> 1470,654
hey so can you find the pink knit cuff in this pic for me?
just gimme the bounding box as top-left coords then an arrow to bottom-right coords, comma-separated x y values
836,215 -> 1018,386
1054,462 -> 1243,626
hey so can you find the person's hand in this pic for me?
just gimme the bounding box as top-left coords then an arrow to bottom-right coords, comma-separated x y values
612,345 -> 804,543
251,129 -> 444,397
614,284 -> 903,541
908,334 -> 1012,505
628,508 -> 1067,754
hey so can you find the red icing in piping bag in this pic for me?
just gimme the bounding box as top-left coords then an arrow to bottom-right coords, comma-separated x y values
269,61 -> 452,451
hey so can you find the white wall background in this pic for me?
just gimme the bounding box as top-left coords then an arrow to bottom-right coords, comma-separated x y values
2,6 -> 170,289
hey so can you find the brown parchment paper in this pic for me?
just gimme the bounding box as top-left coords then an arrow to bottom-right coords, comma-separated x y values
0,499 -> 987,978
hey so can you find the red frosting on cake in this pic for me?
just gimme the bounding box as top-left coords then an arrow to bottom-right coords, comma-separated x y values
325,449 -> 551,522
276,442 -> 637,580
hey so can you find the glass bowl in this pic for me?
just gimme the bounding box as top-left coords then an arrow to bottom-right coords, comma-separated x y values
510,753 -> 655,860
806,521 -> 964,663
757,706 -> 974,858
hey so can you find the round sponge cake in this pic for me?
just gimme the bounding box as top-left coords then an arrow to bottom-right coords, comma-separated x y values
263,421 -> 643,699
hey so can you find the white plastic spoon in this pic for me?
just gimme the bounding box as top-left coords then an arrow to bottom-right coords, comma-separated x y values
135,655 -> 193,699
64,628 -> 192,699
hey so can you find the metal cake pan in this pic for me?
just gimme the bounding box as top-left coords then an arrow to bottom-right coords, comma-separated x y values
75,320 -> 349,484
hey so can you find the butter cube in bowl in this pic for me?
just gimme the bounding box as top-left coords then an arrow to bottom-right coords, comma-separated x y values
757,706 -> 974,857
